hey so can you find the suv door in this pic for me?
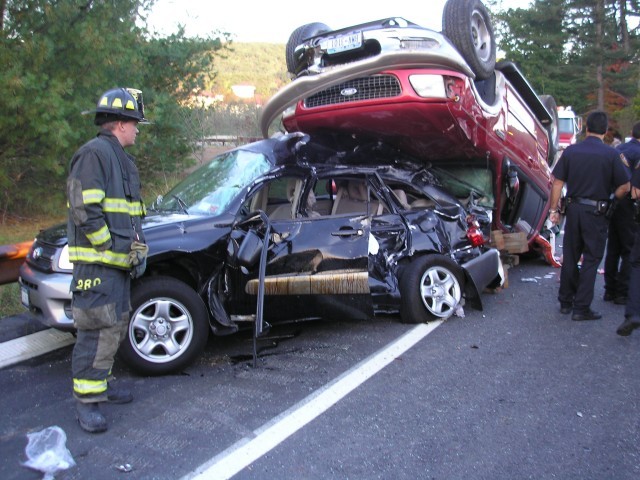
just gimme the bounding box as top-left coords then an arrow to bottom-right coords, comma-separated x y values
231,174 -> 374,321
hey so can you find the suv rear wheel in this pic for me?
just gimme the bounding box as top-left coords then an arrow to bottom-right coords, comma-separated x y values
399,255 -> 464,323
118,276 -> 209,375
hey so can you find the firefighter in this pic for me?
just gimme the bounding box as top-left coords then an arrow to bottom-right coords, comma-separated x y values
67,88 -> 149,433
604,122 -> 640,304
549,111 -> 630,321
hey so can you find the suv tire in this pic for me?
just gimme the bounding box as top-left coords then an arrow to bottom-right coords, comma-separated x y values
118,276 -> 209,375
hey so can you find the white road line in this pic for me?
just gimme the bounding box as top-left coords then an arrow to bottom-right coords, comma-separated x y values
182,321 -> 442,480
0,329 -> 75,369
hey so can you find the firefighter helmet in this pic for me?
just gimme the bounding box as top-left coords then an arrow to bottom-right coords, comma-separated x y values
92,87 -> 148,125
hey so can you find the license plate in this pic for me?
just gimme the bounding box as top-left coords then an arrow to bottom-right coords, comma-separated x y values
21,285 -> 29,308
321,32 -> 362,54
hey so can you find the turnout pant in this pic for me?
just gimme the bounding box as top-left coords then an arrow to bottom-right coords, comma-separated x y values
558,203 -> 608,313
71,264 -> 130,403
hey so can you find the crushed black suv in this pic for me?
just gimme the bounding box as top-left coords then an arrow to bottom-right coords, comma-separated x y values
19,133 -> 503,375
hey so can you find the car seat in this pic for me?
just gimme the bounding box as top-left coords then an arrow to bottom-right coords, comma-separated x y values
332,180 -> 379,215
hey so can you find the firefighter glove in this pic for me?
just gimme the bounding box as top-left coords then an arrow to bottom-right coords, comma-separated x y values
129,241 -> 148,279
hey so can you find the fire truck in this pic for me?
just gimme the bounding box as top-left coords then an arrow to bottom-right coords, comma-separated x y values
557,106 -> 582,150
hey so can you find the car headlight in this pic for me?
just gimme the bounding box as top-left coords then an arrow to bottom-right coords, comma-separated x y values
57,245 -> 74,271
409,74 -> 447,98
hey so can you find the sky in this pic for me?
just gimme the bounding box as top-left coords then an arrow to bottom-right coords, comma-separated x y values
147,0 -> 533,44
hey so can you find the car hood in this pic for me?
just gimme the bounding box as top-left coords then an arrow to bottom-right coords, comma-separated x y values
34,212 -> 235,253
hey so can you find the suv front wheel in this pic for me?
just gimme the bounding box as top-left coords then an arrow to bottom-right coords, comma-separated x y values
118,276 -> 210,375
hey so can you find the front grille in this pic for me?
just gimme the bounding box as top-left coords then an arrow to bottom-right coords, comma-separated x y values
28,241 -> 57,272
303,75 -> 401,108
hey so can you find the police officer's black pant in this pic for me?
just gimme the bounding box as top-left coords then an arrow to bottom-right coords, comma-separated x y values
604,198 -> 637,298
71,264 -> 130,403
558,203 -> 608,313
624,227 -> 640,319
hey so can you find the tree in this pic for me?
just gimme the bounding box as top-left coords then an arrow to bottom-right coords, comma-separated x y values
0,0 -> 228,220
495,0 -> 640,127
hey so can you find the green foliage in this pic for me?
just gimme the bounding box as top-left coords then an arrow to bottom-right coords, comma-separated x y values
0,0 -> 227,220
495,0 -> 640,123
206,42 -> 289,99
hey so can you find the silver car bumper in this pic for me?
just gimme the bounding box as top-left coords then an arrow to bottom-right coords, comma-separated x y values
18,263 -> 74,331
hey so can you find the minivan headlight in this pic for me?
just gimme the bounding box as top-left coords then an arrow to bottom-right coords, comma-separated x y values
409,74 -> 446,98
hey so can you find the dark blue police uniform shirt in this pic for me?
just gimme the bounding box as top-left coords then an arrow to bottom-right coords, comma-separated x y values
617,138 -> 640,171
552,136 -> 630,200
631,160 -> 640,189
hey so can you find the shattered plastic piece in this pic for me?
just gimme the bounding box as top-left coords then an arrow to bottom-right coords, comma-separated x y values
453,304 -> 465,318
521,278 -> 538,283
577,411 -> 583,418
22,426 -> 76,480
116,463 -> 133,473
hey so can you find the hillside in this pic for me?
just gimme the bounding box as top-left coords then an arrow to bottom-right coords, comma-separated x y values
208,42 -> 290,100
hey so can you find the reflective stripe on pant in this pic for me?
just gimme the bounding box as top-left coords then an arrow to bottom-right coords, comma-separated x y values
71,264 -> 130,402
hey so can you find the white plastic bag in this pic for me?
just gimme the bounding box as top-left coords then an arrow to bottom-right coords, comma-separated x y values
22,426 -> 76,480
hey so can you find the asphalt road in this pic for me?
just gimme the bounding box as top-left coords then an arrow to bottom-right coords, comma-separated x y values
1,255 -> 639,480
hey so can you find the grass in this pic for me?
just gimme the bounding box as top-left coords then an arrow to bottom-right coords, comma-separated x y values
0,214 -> 67,318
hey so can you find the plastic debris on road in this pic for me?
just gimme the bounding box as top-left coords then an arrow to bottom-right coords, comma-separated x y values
521,278 -> 539,283
454,304 -> 465,318
116,463 -> 134,473
22,426 -> 76,480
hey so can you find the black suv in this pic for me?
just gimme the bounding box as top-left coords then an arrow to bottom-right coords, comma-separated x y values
20,133 -> 503,375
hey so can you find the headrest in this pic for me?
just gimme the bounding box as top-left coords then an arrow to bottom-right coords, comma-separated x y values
347,181 -> 368,201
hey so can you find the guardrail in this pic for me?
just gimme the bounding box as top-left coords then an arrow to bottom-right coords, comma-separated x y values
0,241 -> 32,286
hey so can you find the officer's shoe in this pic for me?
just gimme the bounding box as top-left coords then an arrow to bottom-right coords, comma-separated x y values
571,309 -> 602,321
560,303 -> 573,315
603,292 -> 615,302
616,316 -> 640,336
76,401 -> 107,433
107,385 -> 133,404
613,296 -> 628,305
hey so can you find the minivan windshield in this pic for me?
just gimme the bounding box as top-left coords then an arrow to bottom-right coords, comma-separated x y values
154,150 -> 272,215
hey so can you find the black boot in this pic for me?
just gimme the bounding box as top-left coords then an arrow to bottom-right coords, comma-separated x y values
107,384 -> 133,404
616,316 -> 640,336
76,401 -> 107,433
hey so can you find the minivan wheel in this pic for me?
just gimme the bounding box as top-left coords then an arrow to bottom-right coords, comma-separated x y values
118,276 -> 209,375
286,22 -> 331,75
540,94 -> 560,165
399,255 -> 464,323
442,0 -> 496,80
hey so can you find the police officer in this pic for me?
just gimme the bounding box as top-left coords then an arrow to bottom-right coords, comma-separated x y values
604,122 -> 640,304
617,156 -> 640,335
549,111 -> 630,321
67,88 -> 149,433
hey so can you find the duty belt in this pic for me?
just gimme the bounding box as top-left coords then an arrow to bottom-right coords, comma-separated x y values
567,197 -> 599,207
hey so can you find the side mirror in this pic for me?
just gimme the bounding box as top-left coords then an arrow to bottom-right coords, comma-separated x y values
237,229 -> 263,268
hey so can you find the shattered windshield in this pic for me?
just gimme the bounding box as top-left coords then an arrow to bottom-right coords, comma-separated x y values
154,150 -> 272,215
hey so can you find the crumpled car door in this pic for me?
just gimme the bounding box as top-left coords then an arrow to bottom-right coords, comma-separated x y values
244,215 -> 374,321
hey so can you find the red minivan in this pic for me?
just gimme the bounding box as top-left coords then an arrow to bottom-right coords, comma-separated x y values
261,0 -> 560,265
